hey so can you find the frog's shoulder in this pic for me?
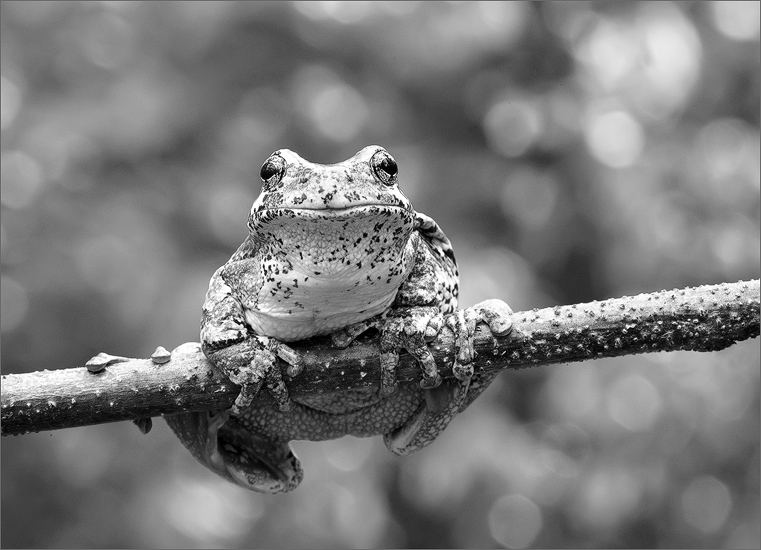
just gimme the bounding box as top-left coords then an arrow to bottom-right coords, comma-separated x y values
228,235 -> 259,263
414,211 -> 456,266
216,236 -> 262,284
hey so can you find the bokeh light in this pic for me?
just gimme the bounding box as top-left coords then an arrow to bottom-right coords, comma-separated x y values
0,150 -> 45,209
484,96 -> 545,157
162,477 -> 264,546
290,65 -> 370,142
606,374 -> 662,432
488,493 -> 543,549
681,475 -> 733,534
0,274 -> 28,333
0,75 -> 23,130
710,1 -> 761,42
584,108 -> 644,168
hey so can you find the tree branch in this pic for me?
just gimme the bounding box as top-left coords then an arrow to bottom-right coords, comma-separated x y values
2,280 -> 758,436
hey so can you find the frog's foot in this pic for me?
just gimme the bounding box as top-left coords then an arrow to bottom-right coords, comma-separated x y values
331,307 -> 443,396
379,307 -> 444,396
384,299 -> 513,456
330,317 -> 382,349
205,336 -> 302,416
447,298 -> 513,384
164,410 -> 303,494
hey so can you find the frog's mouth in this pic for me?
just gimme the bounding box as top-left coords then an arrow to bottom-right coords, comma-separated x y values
250,205 -> 417,237
254,204 -> 413,222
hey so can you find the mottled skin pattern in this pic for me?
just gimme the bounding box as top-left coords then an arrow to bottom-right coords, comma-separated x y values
165,146 -> 512,493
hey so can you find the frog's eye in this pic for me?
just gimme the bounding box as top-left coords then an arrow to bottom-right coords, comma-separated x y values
370,149 -> 398,186
260,153 -> 286,187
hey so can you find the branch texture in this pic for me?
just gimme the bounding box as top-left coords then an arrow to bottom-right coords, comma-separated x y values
2,280 -> 758,436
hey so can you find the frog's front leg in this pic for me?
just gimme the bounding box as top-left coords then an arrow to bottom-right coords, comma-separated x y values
384,299 -> 513,455
200,264 -> 303,415
166,355 -> 303,493
203,335 -> 301,415
165,263 -> 305,493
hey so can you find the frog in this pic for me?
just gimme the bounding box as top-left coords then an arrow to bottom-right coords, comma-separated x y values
164,146 -> 513,493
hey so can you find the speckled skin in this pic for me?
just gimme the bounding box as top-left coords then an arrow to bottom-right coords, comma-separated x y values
165,146 -> 512,493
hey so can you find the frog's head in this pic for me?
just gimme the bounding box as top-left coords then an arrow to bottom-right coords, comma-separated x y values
244,146 -> 422,337
248,145 -> 415,236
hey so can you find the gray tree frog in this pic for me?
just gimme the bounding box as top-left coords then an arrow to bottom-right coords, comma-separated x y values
165,146 -> 512,493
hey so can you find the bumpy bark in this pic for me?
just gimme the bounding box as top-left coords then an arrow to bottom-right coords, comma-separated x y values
2,280 -> 758,436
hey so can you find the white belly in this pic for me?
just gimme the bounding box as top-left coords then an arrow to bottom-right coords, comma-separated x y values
245,286 -> 398,341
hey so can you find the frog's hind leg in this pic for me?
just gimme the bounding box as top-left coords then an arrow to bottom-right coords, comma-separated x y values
164,410 -> 303,493
382,369 -> 502,455
383,378 -> 462,455
383,299 -> 512,455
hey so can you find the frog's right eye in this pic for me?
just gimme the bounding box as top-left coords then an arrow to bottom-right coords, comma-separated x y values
260,154 -> 286,187
370,149 -> 398,186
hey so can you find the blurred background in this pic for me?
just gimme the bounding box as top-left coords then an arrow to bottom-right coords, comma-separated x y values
1,1 -> 759,548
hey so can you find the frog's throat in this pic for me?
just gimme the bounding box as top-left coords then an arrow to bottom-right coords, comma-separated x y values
245,204 -> 418,341
249,204 -> 416,266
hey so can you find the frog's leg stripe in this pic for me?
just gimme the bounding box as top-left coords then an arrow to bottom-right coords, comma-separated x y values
414,212 -> 456,266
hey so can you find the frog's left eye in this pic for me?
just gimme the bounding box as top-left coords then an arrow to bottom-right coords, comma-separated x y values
370,149 -> 398,186
260,153 -> 287,187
